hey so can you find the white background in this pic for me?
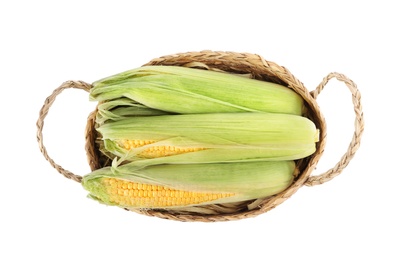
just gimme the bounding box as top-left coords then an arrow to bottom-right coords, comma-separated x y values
1,1 -> 397,259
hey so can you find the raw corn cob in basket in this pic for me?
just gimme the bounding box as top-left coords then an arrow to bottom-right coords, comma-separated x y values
37,51 -> 364,222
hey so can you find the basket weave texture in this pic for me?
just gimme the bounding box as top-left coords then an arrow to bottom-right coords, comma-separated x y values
37,50 -> 364,222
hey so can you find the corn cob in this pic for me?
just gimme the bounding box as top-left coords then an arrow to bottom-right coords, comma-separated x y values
97,112 -> 319,166
90,65 -> 304,115
82,161 -> 295,209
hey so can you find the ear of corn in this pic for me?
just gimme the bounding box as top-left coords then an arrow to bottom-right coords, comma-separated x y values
90,66 -> 304,115
82,161 -> 295,209
97,112 -> 319,164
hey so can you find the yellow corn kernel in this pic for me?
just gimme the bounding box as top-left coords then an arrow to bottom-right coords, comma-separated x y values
118,139 -> 206,158
101,177 -> 234,208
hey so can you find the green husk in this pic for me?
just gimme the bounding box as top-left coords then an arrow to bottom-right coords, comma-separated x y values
96,97 -> 171,125
90,66 -> 304,115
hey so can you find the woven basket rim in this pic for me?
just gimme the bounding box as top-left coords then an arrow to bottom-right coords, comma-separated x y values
84,50 -> 327,222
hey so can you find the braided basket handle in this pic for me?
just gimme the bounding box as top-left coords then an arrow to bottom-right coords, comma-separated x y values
36,81 -> 92,183
305,73 -> 364,186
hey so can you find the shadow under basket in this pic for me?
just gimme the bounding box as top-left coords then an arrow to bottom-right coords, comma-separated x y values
37,50 -> 364,222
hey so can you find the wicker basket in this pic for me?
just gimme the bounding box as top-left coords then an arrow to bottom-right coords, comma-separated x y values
37,50 -> 364,222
